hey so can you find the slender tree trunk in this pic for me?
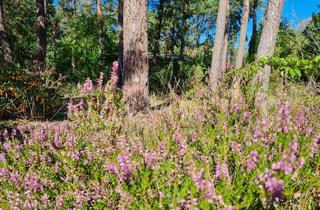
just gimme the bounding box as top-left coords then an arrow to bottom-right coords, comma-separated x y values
256,0 -> 284,89
122,0 -> 149,113
248,0 -> 258,60
36,0 -> 47,71
118,0 -> 123,88
0,0 -> 13,64
255,0 -> 284,112
179,0 -> 189,61
209,0 -> 229,89
153,0 -> 164,62
97,0 -> 105,69
73,0 -> 77,15
220,2 -> 230,74
235,0 -> 249,69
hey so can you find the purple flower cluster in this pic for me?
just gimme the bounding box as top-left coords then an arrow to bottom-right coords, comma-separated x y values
256,170 -> 284,201
277,100 -> 291,134
246,151 -> 259,171
311,133 -> 320,159
272,140 -> 304,175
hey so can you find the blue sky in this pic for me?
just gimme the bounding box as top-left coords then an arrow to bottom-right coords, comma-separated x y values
282,0 -> 320,27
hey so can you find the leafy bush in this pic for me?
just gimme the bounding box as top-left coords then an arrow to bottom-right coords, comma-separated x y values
0,66 -> 63,120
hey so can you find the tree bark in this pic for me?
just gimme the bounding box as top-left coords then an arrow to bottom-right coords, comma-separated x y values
118,0 -> 123,88
36,0 -> 47,71
221,2 -> 230,74
122,0 -> 149,113
248,0 -> 258,60
97,0 -> 105,69
235,0 -> 249,69
255,0 -> 284,113
0,0 -> 13,64
256,0 -> 284,90
179,0 -> 189,61
209,0 -> 229,90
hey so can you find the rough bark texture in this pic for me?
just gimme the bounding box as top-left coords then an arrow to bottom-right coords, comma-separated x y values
255,0 -> 284,113
235,0 -> 249,69
36,0 -> 47,71
118,0 -> 123,88
220,2 -> 229,74
256,0 -> 284,89
209,0 -> 229,90
97,0 -> 105,68
0,0 -> 13,64
248,0 -> 258,60
122,0 -> 149,113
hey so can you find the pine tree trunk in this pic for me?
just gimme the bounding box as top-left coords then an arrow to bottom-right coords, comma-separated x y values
220,2 -> 229,74
209,0 -> 229,90
256,0 -> 284,89
122,0 -> 149,113
0,0 -> 13,64
235,0 -> 249,69
36,0 -> 47,71
255,0 -> 284,112
97,0 -> 105,69
118,0 -> 123,88
248,0 -> 258,60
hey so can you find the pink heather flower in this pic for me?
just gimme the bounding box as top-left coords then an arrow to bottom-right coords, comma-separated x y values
293,157 -> 305,178
215,162 -> 228,179
0,153 -> 6,162
111,61 -> 120,87
97,72 -> 104,90
277,100 -> 291,134
295,108 -> 306,130
143,150 -> 157,169
116,185 -> 131,203
265,177 -> 284,200
118,152 -> 133,178
246,151 -> 259,171
190,132 -> 197,142
190,169 -> 206,190
231,101 -> 241,114
2,142 -> 10,151
242,111 -> 252,124
84,79 -> 93,93
67,101 -> 75,119
311,133 -> 320,159
24,175 -> 44,192
41,194 -> 50,208
54,195 -> 65,210
306,127 -> 314,137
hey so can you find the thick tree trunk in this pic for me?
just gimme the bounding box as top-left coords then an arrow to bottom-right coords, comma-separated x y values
122,0 -> 149,113
248,0 -> 258,60
235,0 -> 249,69
0,0 -> 13,64
209,0 -> 229,90
97,0 -> 105,68
36,0 -> 47,71
153,0 -> 164,62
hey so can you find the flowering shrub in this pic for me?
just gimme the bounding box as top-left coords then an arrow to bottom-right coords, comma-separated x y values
0,75 -> 320,209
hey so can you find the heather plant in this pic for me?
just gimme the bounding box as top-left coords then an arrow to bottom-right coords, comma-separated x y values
0,74 -> 320,209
